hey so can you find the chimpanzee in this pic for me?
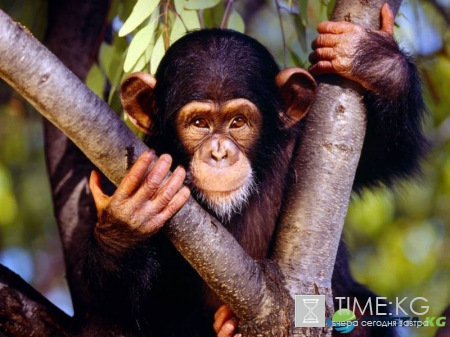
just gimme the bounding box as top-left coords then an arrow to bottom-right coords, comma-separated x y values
85,4 -> 426,336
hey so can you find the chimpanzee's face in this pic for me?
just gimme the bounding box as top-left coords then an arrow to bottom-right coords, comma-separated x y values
119,29 -> 316,221
174,98 -> 262,219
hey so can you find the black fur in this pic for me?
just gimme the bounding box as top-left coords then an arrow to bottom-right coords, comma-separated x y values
352,31 -> 428,190
82,29 -> 426,336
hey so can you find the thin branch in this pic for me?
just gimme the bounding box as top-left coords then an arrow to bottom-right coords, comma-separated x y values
220,0 -> 234,29
164,0 -> 170,49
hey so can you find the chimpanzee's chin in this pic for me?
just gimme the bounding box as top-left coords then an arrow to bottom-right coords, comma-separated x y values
190,179 -> 256,222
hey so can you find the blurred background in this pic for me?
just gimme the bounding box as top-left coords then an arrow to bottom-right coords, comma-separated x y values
0,0 -> 449,336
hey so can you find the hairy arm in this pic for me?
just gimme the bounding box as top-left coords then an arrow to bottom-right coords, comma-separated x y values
82,151 -> 190,319
309,4 -> 428,190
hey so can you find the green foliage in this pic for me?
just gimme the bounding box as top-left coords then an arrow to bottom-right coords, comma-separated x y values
184,0 -> 220,10
118,0 -> 159,37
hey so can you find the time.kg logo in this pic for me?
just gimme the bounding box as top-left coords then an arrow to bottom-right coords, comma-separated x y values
294,295 -> 326,327
326,309 -> 358,334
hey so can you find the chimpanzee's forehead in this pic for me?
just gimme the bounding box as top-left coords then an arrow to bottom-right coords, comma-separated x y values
153,29 -> 283,118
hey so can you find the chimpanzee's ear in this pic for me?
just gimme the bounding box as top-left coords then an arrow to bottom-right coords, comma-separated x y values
275,67 -> 317,128
120,72 -> 157,134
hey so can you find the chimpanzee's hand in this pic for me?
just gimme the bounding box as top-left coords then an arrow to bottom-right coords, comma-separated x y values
308,3 -> 396,91
213,304 -> 241,337
89,150 -> 190,240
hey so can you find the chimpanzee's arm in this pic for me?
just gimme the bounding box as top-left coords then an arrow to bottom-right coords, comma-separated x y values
82,151 -> 190,321
309,3 -> 428,190
351,32 -> 427,190
82,213 -> 160,321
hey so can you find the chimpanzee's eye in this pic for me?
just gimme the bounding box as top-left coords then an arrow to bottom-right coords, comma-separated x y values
192,118 -> 209,128
230,116 -> 246,128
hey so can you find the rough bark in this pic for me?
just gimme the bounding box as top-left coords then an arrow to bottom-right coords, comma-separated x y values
42,0 -> 112,320
272,1 -> 402,336
0,7 -> 272,325
0,265 -> 71,336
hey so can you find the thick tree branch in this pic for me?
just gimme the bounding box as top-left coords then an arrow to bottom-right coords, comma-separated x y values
0,265 -> 72,336
0,8 -> 272,325
273,1 -> 402,335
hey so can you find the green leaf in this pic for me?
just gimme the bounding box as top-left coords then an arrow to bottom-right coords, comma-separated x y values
99,42 -> 114,77
108,50 -> 127,105
130,52 -> 147,73
174,0 -> 185,13
184,0 -> 220,10
227,9 -> 245,33
119,0 -> 159,37
292,14 -> 307,52
170,17 -> 187,44
299,0 -> 308,26
151,34 -> 166,74
124,25 -> 156,72
86,64 -> 105,99
180,8 -> 201,30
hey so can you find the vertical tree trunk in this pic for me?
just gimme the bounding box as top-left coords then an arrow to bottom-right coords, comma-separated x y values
43,0 -> 111,320
272,1 -> 402,335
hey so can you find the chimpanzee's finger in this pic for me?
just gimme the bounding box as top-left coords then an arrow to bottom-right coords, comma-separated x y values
380,3 -> 394,36
89,170 -> 110,211
217,317 -> 239,337
213,305 -> 236,333
150,165 -> 187,213
115,150 -> 156,199
317,21 -> 358,35
308,61 -> 337,76
309,47 -> 335,64
133,153 -> 173,203
149,186 -> 190,229
311,34 -> 341,50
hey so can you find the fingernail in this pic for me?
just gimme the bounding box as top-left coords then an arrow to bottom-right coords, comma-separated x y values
160,154 -> 172,163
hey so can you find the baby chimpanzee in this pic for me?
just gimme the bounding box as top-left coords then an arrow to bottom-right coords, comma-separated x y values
87,4 -> 426,336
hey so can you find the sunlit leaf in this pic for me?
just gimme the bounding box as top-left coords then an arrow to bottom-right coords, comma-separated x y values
227,9 -> 245,33
170,16 -> 187,44
129,52 -> 147,73
124,25 -> 156,72
180,8 -> 201,30
174,0 -> 185,13
119,0 -> 159,37
299,0 -> 308,25
151,34 -> 166,74
184,0 -> 220,10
